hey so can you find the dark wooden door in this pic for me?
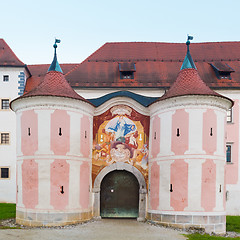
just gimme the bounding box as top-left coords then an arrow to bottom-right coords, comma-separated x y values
100,170 -> 139,218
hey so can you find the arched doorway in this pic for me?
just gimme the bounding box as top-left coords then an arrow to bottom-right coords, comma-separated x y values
100,170 -> 139,218
93,162 -> 147,221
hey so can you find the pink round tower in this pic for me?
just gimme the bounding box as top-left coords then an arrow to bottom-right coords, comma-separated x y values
11,41 -> 94,226
148,38 -> 233,234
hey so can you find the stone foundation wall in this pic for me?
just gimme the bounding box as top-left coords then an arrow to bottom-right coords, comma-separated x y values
16,209 -> 92,227
147,212 -> 226,234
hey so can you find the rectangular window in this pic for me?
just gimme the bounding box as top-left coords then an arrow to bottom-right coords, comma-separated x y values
0,168 -> 9,179
1,99 -> 9,110
0,133 -> 10,144
227,108 -> 232,123
226,145 -> 232,163
3,75 -> 9,82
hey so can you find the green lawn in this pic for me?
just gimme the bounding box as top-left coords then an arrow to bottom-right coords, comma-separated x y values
185,216 -> 240,239
0,203 -> 16,220
227,216 -> 240,233
185,233 -> 240,239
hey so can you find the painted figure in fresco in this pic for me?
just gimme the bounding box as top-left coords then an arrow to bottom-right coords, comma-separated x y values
125,131 -> 138,149
106,115 -> 136,143
93,129 -> 114,161
140,144 -> 149,169
110,143 -> 131,163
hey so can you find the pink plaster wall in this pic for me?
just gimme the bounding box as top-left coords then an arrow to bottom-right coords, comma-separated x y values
203,109 -> 217,154
150,161 -> 160,210
21,110 -> 38,155
22,159 -> 38,208
170,159 -> 188,211
171,109 -> 189,155
201,159 -> 216,211
51,110 -> 70,155
151,116 -> 160,158
81,115 -> 91,157
226,100 -> 239,184
80,162 -> 90,209
50,159 -> 69,210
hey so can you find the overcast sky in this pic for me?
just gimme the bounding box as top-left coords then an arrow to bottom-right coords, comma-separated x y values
1,0 -> 240,64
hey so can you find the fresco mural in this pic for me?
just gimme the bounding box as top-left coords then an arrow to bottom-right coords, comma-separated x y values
92,105 -> 149,185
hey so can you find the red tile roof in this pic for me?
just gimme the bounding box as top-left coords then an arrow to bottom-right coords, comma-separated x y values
0,39 -> 25,66
154,68 -> 234,106
158,68 -> 221,100
25,64 -> 79,94
18,71 -> 92,105
25,42 -> 240,91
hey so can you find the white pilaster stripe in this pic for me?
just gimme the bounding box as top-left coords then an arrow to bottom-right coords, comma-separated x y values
66,111 -> 83,156
214,110 -> 225,156
185,109 -> 206,154
35,159 -> 54,209
66,160 -> 82,209
157,160 -> 174,211
184,159 -> 205,211
213,160 -> 225,211
34,110 -> 54,155
158,111 -> 174,157
17,159 -> 24,208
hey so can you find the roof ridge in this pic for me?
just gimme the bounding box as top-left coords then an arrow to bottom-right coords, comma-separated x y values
65,63 -> 82,76
0,39 -> 25,65
102,41 -> 240,45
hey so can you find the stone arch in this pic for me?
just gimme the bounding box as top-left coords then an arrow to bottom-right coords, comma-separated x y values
93,162 -> 147,221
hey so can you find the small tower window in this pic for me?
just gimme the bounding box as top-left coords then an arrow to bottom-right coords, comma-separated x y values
154,132 -> 156,140
176,128 -> 180,137
210,128 -> 213,136
59,128 -> 62,136
3,75 -> 9,82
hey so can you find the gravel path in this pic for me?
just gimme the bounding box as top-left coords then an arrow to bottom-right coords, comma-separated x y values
0,219 -> 187,240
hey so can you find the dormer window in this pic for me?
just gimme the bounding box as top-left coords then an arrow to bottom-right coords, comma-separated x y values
119,62 -> 136,79
210,62 -> 235,80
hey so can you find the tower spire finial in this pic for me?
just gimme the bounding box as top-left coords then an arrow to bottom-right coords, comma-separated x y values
48,39 -> 63,73
186,35 -> 193,52
180,35 -> 196,70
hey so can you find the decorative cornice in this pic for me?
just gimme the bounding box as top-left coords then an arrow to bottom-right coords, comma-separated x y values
11,95 -> 95,116
150,95 -> 232,117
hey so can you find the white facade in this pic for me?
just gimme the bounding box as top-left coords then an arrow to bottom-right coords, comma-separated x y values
0,67 -> 28,203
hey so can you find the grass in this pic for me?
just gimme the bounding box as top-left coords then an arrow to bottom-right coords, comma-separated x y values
185,233 -> 240,239
227,216 -> 240,233
0,203 -> 16,220
0,226 -> 21,229
185,216 -> 240,239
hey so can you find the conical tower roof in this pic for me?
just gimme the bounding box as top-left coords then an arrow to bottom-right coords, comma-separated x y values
154,37 -> 233,105
12,40 -> 92,106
